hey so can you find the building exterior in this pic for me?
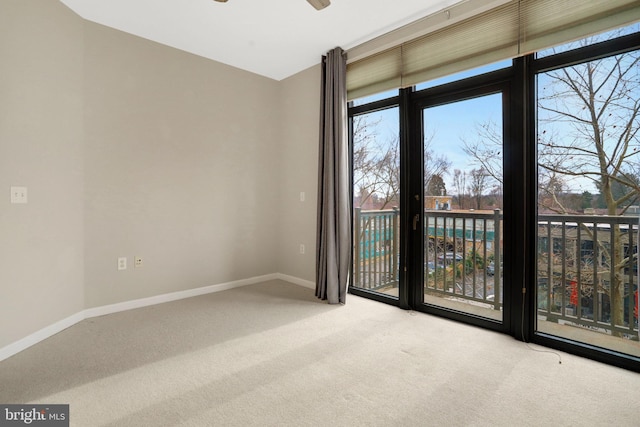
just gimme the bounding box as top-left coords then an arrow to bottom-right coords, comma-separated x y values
425,195 -> 453,211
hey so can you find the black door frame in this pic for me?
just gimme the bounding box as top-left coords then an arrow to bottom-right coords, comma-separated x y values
404,70 -> 521,335
349,66 -> 526,335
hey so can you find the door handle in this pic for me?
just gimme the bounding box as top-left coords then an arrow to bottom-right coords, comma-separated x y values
413,214 -> 419,231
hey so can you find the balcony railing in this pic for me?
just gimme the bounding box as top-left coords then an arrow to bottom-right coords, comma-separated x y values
353,208 -> 639,339
353,207 -> 399,291
537,214 -> 639,339
423,209 -> 502,312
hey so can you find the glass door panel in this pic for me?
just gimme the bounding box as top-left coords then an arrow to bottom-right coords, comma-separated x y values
352,107 -> 400,298
421,94 -> 504,321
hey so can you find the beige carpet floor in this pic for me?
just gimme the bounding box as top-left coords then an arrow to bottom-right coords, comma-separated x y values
1,279 -> 639,426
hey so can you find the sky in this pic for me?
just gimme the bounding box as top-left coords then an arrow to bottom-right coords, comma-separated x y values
356,82 -> 503,195
423,92 -> 502,189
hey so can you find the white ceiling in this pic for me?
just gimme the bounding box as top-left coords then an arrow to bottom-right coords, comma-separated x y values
60,0 -> 463,81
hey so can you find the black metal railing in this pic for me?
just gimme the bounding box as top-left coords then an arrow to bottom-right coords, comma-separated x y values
353,208 -> 639,338
353,207 -> 399,291
353,208 -> 501,312
424,209 -> 502,312
537,214 -> 639,338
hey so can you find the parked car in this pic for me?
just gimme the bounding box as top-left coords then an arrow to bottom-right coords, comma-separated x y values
437,252 -> 463,265
487,261 -> 502,276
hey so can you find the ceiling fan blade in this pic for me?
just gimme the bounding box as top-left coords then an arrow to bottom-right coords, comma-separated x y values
213,0 -> 330,10
307,0 -> 331,10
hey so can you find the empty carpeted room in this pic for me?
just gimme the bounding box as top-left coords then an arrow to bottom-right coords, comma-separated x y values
2,1 -> 640,426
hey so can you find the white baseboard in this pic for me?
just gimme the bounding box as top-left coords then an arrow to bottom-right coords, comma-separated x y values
0,273 -> 313,362
0,311 -> 85,363
276,273 -> 315,289
83,273 -> 280,319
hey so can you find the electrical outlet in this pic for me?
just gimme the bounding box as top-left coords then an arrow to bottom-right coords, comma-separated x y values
118,257 -> 127,271
134,256 -> 143,268
10,186 -> 28,204
299,244 -> 305,254
300,192 -> 306,202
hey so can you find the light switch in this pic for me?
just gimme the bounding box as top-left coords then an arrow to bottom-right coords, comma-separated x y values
10,186 -> 28,204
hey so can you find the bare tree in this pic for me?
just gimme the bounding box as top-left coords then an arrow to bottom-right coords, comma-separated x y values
354,115 -> 450,210
352,115 -> 399,209
537,167 -> 569,213
353,114 -> 380,207
452,169 -> 467,209
538,56 -> 640,213
462,120 -> 503,185
538,43 -> 640,335
468,168 -> 489,209
462,117 -> 566,211
373,135 -> 400,208
424,136 -> 452,197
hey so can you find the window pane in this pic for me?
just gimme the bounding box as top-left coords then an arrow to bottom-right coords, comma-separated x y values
536,47 -> 640,357
352,107 -> 400,297
422,93 -> 504,322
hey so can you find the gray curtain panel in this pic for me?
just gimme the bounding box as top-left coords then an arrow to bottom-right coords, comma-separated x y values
316,47 -> 351,304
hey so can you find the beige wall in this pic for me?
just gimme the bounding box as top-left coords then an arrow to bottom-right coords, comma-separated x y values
83,22 -> 282,307
0,0 -> 85,346
1,0 -> 320,349
278,66 -> 321,282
